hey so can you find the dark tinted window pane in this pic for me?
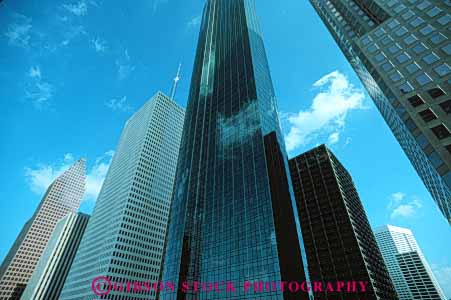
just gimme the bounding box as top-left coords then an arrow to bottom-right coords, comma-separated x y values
439,100 -> 451,114
419,109 -> 437,122
427,87 -> 445,98
431,125 -> 451,140
407,95 -> 425,107
446,144 -> 451,154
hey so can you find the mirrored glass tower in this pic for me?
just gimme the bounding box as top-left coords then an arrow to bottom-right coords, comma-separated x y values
160,1 -> 310,299
309,0 -> 451,225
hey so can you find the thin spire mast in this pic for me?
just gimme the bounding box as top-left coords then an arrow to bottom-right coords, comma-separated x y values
170,63 -> 182,100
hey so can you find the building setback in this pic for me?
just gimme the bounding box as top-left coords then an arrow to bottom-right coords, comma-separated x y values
0,159 -> 86,300
309,0 -> 451,225
289,145 -> 397,300
20,212 -> 90,300
374,225 -> 446,300
60,92 -> 185,300
160,1 -> 310,299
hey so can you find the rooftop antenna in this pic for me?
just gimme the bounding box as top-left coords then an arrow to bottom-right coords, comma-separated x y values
170,63 -> 182,100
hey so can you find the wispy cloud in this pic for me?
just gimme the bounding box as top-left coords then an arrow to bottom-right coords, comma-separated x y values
283,70 -> 366,153
105,96 -> 132,112
91,37 -> 107,53
431,264 -> 451,298
116,49 -> 135,80
152,0 -> 168,14
63,1 -> 88,16
187,15 -> 201,28
387,192 -> 422,220
4,14 -> 32,48
327,131 -> 340,145
25,151 -> 114,203
25,66 -> 54,108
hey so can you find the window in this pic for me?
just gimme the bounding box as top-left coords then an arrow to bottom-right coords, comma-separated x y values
387,19 -> 400,29
410,17 -> 424,27
416,73 -> 432,86
412,43 -> 427,54
446,144 -> 451,154
439,100 -> 451,114
395,26 -> 408,36
427,7 -> 442,17
419,25 -> 435,36
437,14 -> 451,25
416,0 -> 431,10
402,10 -> 414,20
404,34 -> 418,45
434,64 -> 450,77
381,36 -> 393,45
374,28 -> 385,37
442,43 -> 451,55
361,36 -> 371,46
427,87 -> 445,98
394,4 -> 406,13
367,44 -> 378,53
422,53 -> 439,64
375,53 -> 386,63
419,109 -> 437,122
405,118 -> 417,131
388,44 -> 401,54
431,125 -> 451,140
390,72 -> 403,82
415,134 -> 429,148
430,33 -> 446,45
428,151 -> 444,168
382,62 -> 394,72
406,63 -> 420,74
399,82 -> 414,94
407,95 -> 425,107
396,52 -> 410,63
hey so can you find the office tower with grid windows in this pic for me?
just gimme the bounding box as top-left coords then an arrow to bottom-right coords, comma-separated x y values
160,1 -> 311,300
309,0 -> 451,225
0,159 -> 86,300
60,92 -> 185,300
20,212 -> 90,300
374,225 -> 446,300
289,145 -> 398,300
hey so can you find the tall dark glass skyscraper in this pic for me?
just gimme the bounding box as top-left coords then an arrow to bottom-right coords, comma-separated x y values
289,145 -> 398,300
161,1 -> 309,299
309,0 -> 451,225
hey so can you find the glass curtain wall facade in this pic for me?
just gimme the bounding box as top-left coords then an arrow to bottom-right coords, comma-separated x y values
309,0 -> 451,225
160,1 -> 310,300
60,92 -> 185,300
374,225 -> 446,300
289,145 -> 398,300
0,159 -> 86,300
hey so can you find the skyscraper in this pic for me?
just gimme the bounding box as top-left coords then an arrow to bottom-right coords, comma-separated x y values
309,0 -> 451,225
289,145 -> 398,300
374,225 -> 446,300
160,1 -> 310,299
0,159 -> 86,300
20,212 -> 90,300
60,92 -> 185,300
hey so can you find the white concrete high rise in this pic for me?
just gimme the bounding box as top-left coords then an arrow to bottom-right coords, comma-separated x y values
374,225 -> 446,300
60,92 -> 185,300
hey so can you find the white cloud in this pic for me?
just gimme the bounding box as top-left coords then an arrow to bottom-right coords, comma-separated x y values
5,14 -> 32,48
187,16 -> 201,28
432,264 -> 451,298
388,192 -> 422,220
63,1 -> 88,16
91,38 -> 107,53
25,151 -> 114,203
283,70 -> 366,152
29,66 -> 41,79
116,50 -> 135,80
327,132 -> 340,145
26,66 -> 54,108
106,96 -> 132,112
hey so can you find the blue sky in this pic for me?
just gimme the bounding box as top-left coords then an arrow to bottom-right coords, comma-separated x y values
0,0 -> 450,296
